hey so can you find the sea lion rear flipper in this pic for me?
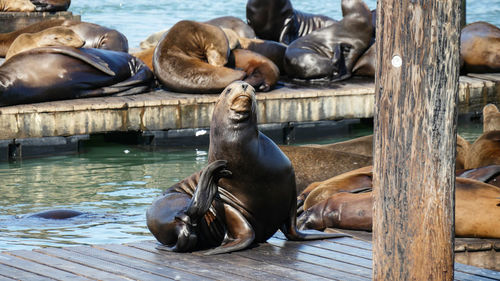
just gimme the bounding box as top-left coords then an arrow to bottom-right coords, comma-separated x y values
203,204 -> 255,255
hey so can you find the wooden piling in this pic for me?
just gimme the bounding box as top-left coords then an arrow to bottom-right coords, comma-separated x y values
373,0 -> 461,280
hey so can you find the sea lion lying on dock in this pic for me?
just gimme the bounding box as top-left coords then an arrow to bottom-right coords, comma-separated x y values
0,46 -> 153,106
246,0 -> 336,44
0,0 -> 69,12
231,49 -> 280,92
465,130 -> 500,169
146,81 -> 348,254
205,16 -> 256,39
0,19 -> 128,57
461,21 -> 500,73
5,26 -> 85,59
283,0 -> 373,81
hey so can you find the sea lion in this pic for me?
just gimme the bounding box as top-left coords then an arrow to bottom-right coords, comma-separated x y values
304,134 -> 374,157
458,165 -> 500,188
456,134 -> 471,170
298,173 -> 500,238
279,145 -> 373,193
205,16 -> 256,39
0,0 -> 36,11
231,49 -> 279,92
27,209 -> 84,219
146,81 -> 348,254
461,21 -> 500,73
352,43 -> 375,77
132,47 -> 154,70
5,26 -> 85,60
0,19 -> 128,57
0,46 -> 153,106
483,103 -> 500,133
246,0 -> 336,45
283,0 -> 373,81
153,20 -> 245,94
30,0 -> 70,11
238,37 -> 287,72
464,130 -> 500,169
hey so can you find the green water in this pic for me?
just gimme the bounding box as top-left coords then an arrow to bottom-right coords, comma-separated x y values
0,119 -> 483,251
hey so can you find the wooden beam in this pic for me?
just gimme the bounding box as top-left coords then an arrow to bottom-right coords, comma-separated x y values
373,0 -> 461,280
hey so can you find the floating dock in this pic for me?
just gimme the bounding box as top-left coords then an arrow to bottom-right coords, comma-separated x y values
0,232 -> 498,281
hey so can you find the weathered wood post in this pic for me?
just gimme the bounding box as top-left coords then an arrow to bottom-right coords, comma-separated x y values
373,0 -> 461,280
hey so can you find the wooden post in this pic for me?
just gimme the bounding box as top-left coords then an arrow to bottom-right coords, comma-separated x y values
461,0 -> 466,28
373,0 -> 461,280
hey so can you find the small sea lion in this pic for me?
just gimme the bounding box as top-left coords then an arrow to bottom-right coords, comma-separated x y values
464,130 -> 500,169
28,209 -> 84,219
483,103 -> 500,133
279,145 -> 373,193
0,0 -> 35,11
0,46 -> 154,106
283,0 -> 373,81
205,16 -> 256,39
0,19 -> 128,57
232,49 -> 279,92
5,26 -> 84,60
461,21 -> 500,73
246,0 -> 336,44
146,81 -> 348,254
153,20 -> 245,94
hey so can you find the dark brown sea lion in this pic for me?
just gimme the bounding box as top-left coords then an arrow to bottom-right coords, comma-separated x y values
30,0 -> 70,11
5,26 -> 84,59
352,43 -> 375,77
298,173 -> 500,238
232,49 -> 279,92
464,130 -> 500,169
153,20 -> 246,94
0,19 -> 128,57
238,37 -> 287,72
461,21 -> 500,73
246,0 -> 336,45
279,145 -> 373,193
205,16 -> 256,39
28,209 -> 84,219
283,0 -> 373,81
146,81 -> 348,254
458,165 -> 500,188
483,103 -> 500,133
0,46 -> 153,106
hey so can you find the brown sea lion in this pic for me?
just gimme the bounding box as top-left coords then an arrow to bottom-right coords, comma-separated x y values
146,81 -> 348,254
283,0 -> 373,81
0,46 -> 153,106
483,103 -> 500,133
298,174 -> 500,238
205,16 -> 256,39
305,134 -> 374,157
5,26 -> 84,60
352,43 -> 375,77
153,20 -> 245,94
132,47 -> 154,70
464,130 -> 500,169
0,0 -> 35,11
246,0 -> 336,45
461,21 -> 500,73
0,19 -> 128,57
30,0 -> 70,11
232,49 -> 279,92
458,165 -> 500,188
456,134 -> 471,170
237,37 -> 287,72
279,145 -> 373,193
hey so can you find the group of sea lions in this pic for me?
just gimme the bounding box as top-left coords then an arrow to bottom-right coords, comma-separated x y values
0,0 -> 70,12
293,103 -> 500,239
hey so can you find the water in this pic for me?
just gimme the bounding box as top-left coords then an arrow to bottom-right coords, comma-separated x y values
68,0 -> 500,49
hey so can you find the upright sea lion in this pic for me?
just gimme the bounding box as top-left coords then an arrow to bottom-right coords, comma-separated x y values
205,16 -> 256,39
246,0 -> 336,45
5,26 -> 84,59
0,19 -> 128,57
231,49 -> 279,92
0,46 -> 153,106
464,130 -> 500,169
283,0 -> 373,81
153,20 -> 245,94
146,81 -> 348,254
461,21 -> 500,73
483,103 -> 500,133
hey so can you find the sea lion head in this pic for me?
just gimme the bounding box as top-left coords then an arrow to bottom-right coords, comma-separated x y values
246,0 -> 293,41
212,81 -> 257,132
38,26 -> 85,48
97,29 -> 129,53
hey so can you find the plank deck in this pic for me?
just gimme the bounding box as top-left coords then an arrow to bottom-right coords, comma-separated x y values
0,234 -> 498,281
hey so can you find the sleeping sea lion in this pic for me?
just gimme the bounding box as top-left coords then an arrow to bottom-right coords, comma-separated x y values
464,130 -> 500,169
461,21 -> 500,73
304,134 -> 374,157
458,165 -> 500,188
0,46 -> 153,106
231,49 -> 279,92
0,0 -> 69,12
146,81 -> 348,254
283,0 -> 373,81
0,19 -> 128,57
246,0 -> 336,44
5,26 -> 84,60
0,0 -> 36,11
237,37 -> 287,73
205,16 -> 256,39
30,0 -> 70,11
153,20 -> 245,94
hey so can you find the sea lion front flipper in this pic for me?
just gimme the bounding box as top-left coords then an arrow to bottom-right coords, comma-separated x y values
203,204 -> 255,255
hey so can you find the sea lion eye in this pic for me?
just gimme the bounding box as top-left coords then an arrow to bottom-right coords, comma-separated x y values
225,88 -> 232,95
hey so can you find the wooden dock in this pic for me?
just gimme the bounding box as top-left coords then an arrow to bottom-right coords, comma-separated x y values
0,232 -> 498,281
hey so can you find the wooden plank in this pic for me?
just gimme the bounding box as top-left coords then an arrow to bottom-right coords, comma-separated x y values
0,252 -> 90,281
274,231 -> 373,251
38,247 -> 177,281
125,241 -> 294,281
94,243 -> 265,281
467,73 -> 500,82
10,249 -> 129,281
0,262 -> 54,281
455,263 -> 500,280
